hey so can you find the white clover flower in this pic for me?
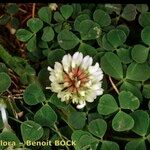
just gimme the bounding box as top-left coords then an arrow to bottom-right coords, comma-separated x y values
47,52 -> 104,109
49,3 -> 58,11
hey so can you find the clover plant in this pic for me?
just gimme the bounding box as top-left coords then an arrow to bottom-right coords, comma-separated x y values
0,3 -> 150,150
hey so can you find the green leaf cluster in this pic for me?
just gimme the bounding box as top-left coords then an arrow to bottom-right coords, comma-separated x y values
0,3 -> 150,150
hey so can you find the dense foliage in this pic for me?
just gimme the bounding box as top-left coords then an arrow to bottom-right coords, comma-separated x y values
0,3 -> 150,150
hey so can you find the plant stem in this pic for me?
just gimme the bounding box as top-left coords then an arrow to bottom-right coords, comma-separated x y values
54,123 -> 70,150
113,136 -> 141,141
109,76 -> 119,94
22,105 -> 34,115
51,127 -> 68,140
32,3 -> 36,18
9,116 -> 23,124
108,80 -> 123,92
62,117 -> 74,131
19,8 -> 27,13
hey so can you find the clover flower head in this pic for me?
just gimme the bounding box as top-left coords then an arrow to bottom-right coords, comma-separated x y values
49,3 -> 58,11
47,52 -> 104,109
